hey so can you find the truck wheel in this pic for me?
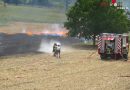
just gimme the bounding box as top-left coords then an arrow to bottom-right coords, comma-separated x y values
123,54 -> 128,61
100,54 -> 105,60
124,54 -> 128,61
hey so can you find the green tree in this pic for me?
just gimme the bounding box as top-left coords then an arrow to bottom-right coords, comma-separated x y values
2,0 -> 8,7
31,0 -> 49,6
128,11 -> 130,15
128,19 -> 130,31
64,0 -> 129,45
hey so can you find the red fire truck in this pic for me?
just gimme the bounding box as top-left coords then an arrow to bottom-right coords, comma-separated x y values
98,33 -> 129,60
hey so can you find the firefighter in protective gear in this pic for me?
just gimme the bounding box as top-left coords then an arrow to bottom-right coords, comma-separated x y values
53,43 -> 57,56
106,46 -> 112,59
122,46 -> 128,60
55,43 -> 61,58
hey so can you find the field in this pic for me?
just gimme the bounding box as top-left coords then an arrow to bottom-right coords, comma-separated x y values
0,5 -> 66,25
0,46 -> 130,90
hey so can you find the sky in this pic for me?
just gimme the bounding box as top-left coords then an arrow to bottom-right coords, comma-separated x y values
123,0 -> 130,11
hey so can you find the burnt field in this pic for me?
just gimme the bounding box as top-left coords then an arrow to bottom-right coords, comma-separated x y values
0,33 -> 82,56
0,22 -> 82,55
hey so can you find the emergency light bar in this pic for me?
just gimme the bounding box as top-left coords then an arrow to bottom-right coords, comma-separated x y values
112,0 -> 116,4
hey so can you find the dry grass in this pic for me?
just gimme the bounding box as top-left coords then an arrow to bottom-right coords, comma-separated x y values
0,49 -> 130,90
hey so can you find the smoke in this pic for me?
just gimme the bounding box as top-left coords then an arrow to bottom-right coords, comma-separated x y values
37,24 -> 66,53
26,23 -> 69,53
41,24 -> 68,36
20,24 -> 68,36
51,24 -> 59,31
22,28 -> 26,33
38,39 -> 61,53
37,37 -> 78,53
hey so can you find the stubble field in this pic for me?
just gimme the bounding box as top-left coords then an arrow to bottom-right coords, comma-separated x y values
0,47 -> 130,90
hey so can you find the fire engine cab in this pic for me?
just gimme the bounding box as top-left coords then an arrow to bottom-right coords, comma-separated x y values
98,33 -> 129,60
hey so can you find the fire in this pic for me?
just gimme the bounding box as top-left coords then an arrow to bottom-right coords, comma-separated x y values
22,24 -> 68,36
26,31 -> 33,36
25,30 -> 68,36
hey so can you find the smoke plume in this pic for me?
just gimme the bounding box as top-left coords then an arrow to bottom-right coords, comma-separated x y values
38,39 -> 61,53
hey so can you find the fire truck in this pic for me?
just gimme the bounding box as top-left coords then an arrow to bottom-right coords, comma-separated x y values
98,33 -> 129,60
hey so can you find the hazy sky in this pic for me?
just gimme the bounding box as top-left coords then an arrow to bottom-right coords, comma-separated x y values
124,0 -> 130,11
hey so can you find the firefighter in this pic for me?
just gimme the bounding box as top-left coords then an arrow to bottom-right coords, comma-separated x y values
53,43 -> 57,57
111,40 -> 115,51
122,46 -> 128,60
106,46 -> 112,59
55,43 -> 61,58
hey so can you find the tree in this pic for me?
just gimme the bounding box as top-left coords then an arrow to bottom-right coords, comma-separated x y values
10,0 -> 19,5
64,0 -> 129,46
38,0 -> 49,6
128,19 -> 130,31
2,0 -> 9,7
31,0 -> 49,6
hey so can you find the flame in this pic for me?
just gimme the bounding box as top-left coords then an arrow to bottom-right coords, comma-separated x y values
26,31 -> 33,36
25,30 -> 68,36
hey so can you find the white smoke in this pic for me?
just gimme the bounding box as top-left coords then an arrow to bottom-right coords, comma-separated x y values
38,39 -> 61,53
22,28 -> 26,33
52,24 -> 60,31
42,29 -> 50,34
37,24 -> 68,53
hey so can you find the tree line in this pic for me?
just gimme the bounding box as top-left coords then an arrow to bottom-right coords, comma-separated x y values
1,0 -> 76,8
2,0 -> 50,6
